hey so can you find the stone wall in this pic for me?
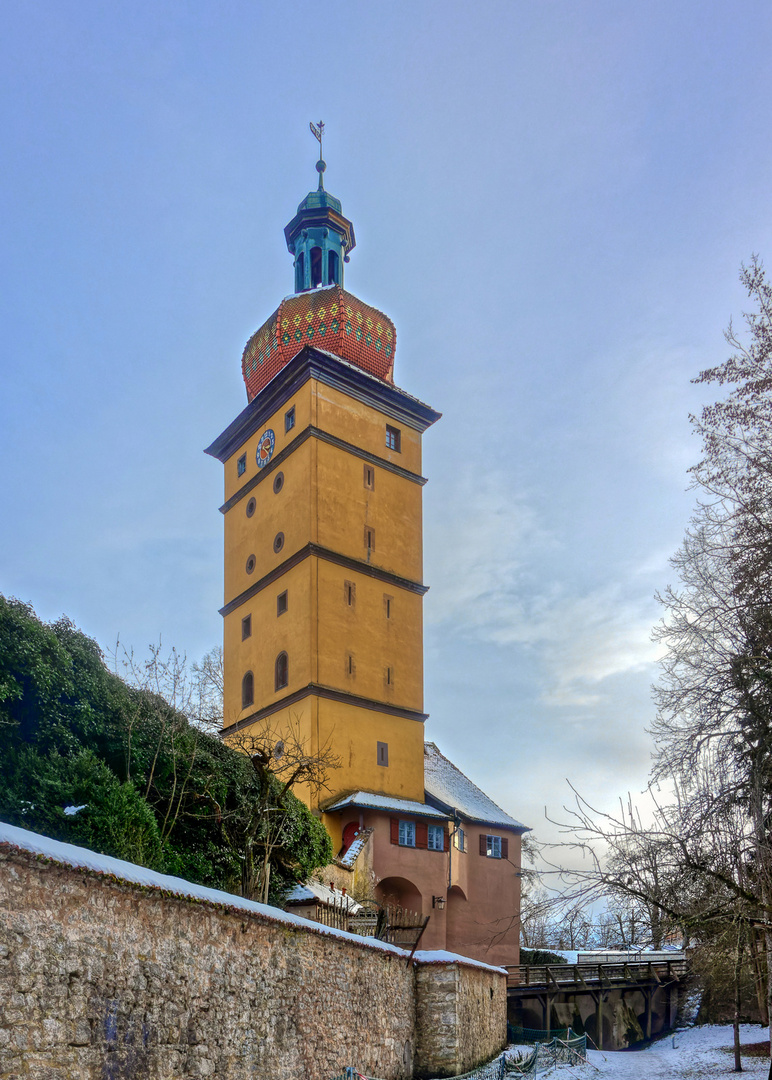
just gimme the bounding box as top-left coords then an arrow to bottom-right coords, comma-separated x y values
414,961 -> 507,1079
0,839 -> 506,1079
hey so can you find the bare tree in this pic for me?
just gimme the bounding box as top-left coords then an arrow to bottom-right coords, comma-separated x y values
208,714 -> 340,902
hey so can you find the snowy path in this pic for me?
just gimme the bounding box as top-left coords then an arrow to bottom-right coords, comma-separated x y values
573,1025 -> 771,1079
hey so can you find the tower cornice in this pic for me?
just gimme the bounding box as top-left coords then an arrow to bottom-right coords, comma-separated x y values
205,345 -> 440,464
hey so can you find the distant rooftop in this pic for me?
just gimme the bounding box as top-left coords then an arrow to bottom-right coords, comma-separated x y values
423,743 -> 528,832
285,879 -> 361,913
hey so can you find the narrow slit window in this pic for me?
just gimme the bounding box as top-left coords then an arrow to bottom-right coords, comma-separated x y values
277,591 -> 288,616
365,527 -> 375,554
377,741 -> 389,767
364,464 -> 375,490
275,651 -> 289,691
384,595 -> 392,619
344,580 -> 356,607
385,666 -> 393,687
347,654 -> 355,677
242,615 -> 252,640
242,671 -> 254,709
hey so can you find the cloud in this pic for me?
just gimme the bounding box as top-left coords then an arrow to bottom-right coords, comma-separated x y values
425,470 -> 665,709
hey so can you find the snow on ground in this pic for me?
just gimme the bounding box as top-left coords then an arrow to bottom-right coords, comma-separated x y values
562,1025 -> 770,1079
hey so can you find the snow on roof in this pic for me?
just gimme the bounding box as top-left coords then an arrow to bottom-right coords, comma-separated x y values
285,879 -> 362,913
423,743 -> 528,832
324,791 -> 448,820
338,827 -> 372,869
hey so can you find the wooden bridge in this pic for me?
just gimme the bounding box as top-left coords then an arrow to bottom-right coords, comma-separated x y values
506,958 -> 690,1050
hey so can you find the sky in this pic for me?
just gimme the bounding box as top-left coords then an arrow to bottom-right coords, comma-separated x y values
2,0 -> 772,859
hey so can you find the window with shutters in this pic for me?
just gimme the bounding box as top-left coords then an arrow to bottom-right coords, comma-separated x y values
479,834 -> 508,859
428,825 -> 444,851
398,820 -> 415,847
454,828 -> 466,853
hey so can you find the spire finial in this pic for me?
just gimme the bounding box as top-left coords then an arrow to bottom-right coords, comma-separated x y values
310,120 -> 326,189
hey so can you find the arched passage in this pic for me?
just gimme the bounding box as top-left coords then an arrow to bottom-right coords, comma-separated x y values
375,875 -> 422,914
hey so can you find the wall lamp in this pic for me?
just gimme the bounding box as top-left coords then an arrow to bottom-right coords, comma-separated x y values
432,896 -> 446,910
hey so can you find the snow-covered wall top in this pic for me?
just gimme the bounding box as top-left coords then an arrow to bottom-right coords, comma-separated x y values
0,821 -> 505,975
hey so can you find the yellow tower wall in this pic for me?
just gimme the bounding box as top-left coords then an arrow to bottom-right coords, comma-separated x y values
209,348 -> 439,817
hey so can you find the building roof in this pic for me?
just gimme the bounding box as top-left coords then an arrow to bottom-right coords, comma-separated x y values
423,743 -> 529,832
284,879 -> 361,913
337,827 -> 372,869
323,791 -> 448,821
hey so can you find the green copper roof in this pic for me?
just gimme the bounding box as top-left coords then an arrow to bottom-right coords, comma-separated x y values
296,187 -> 342,214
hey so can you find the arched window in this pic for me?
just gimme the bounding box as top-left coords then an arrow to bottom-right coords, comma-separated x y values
328,250 -> 339,285
310,247 -> 322,287
295,252 -> 305,292
275,651 -> 289,691
242,671 -> 254,709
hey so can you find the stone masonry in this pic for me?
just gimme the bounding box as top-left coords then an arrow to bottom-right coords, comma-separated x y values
0,841 -> 506,1079
414,961 -> 506,1079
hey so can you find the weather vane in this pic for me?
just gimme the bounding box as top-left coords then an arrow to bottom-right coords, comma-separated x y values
309,120 -> 326,188
309,120 -> 325,158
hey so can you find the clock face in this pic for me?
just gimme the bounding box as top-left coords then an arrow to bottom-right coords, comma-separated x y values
256,429 -> 276,469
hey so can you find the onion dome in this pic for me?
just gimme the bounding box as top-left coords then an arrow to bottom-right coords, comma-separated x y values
241,285 -> 395,402
241,138 -> 396,402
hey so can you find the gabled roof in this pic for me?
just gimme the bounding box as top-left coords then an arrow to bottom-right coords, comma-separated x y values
323,790 -> 447,821
423,743 -> 529,833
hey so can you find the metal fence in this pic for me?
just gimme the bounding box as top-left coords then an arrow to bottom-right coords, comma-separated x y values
504,1031 -> 587,1075
329,1056 -> 508,1080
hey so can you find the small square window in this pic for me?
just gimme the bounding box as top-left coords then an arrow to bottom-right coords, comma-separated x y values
364,464 -> 375,490
237,454 -> 247,477
377,741 -> 389,767
344,580 -> 356,607
385,425 -> 401,452
241,615 -> 252,640
285,406 -> 296,433
398,820 -> 415,847
277,591 -> 288,616
428,825 -> 444,851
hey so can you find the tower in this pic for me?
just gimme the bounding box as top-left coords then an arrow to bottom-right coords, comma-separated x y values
205,148 -> 440,850
206,137 -> 527,965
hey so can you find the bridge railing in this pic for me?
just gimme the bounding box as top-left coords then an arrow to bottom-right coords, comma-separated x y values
506,959 -> 689,988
